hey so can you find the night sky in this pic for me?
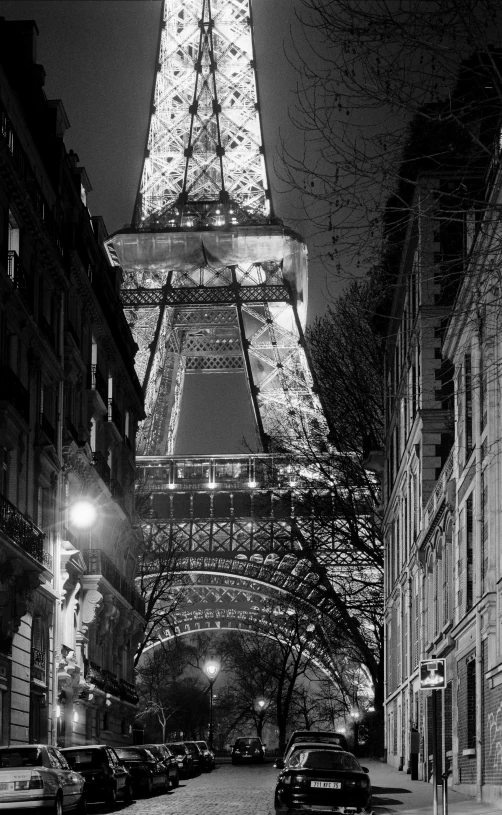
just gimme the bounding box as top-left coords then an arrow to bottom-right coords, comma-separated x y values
0,0 -> 332,323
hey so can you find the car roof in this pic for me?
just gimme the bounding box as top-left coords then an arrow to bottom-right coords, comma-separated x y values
0,745 -> 46,749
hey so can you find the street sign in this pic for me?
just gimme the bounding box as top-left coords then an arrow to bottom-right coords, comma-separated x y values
419,658 -> 446,689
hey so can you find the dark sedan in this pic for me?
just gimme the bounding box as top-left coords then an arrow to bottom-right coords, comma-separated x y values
232,736 -> 265,764
143,744 -> 179,788
115,747 -> 168,797
183,742 -> 203,775
195,740 -> 215,771
61,744 -> 132,807
274,748 -> 372,815
167,742 -> 193,779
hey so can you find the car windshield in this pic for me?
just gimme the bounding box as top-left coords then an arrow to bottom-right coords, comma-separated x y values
117,749 -> 151,761
0,748 -> 43,768
236,738 -> 260,748
196,742 -> 208,750
288,751 -> 361,771
61,750 -> 103,768
169,744 -> 185,753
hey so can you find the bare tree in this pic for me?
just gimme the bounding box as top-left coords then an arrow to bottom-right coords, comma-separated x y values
280,0 -> 502,275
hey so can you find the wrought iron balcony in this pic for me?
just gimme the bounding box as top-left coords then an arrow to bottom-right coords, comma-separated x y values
7,250 -> 31,307
92,452 -> 111,487
88,364 -> 108,406
1,102 -> 64,260
83,548 -> 144,616
39,315 -> 56,350
110,478 -> 125,503
0,493 -> 52,571
31,647 -> 46,682
0,365 -> 29,423
107,398 -> 123,435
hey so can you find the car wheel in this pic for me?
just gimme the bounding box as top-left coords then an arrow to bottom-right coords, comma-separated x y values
124,782 -> 134,805
52,794 -> 63,815
76,792 -> 87,815
106,784 -> 118,808
172,769 -> 179,788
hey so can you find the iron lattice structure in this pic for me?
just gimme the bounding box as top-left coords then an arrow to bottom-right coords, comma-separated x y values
104,0 -> 344,651
136,0 -> 269,225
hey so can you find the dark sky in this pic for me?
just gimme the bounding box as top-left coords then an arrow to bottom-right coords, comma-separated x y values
0,0 -> 332,322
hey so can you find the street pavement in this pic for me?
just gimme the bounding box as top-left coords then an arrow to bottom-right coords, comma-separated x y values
86,758 -> 501,815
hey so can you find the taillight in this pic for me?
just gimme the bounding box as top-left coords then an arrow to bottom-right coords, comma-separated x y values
291,774 -> 309,787
15,772 -> 44,790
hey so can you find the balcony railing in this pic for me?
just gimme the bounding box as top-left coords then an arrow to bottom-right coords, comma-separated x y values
0,493 -> 52,571
83,660 -> 139,704
88,364 -> 108,406
1,102 -> 64,260
107,399 -> 123,435
7,250 -> 31,308
39,414 -> 56,445
39,315 -> 56,350
0,366 -> 29,422
110,478 -> 125,503
83,548 -> 144,616
92,452 -> 111,487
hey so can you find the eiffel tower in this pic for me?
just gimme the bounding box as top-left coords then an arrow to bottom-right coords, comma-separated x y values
105,0 -> 335,646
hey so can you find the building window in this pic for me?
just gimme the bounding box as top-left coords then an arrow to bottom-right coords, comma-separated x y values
466,658 -> 476,749
466,495 -> 473,610
464,353 -> 473,460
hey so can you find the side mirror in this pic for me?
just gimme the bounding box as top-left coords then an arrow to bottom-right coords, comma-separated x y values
274,759 -> 285,769
361,766 -> 369,774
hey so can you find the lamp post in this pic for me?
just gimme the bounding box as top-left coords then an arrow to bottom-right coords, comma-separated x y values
256,698 -> 267,740
203,658 -> 220,751
352,710 -> 360,756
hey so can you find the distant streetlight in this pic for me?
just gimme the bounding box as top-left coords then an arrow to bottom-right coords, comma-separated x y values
203,658 -> 220,750
68,498 -> 98,529
256,698 -> 267,740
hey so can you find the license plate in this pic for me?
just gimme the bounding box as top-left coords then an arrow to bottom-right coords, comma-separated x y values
311,781 -> 341,789
0,782 -> 13,791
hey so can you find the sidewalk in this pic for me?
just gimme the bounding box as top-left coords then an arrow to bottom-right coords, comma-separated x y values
366,760 -> 500,815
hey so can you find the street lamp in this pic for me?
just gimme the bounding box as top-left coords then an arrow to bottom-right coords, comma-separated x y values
352,710 -> 360,755
68,498 -> 98,529
256,698 -> 267,740
203,658 -> 220,751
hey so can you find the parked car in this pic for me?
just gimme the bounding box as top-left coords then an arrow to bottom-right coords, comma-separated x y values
284,730 -> 349,756
231,736 -> 265,764
143,744 -> 179,788
274,748 -> 372,815
115,746 -> 168,797
61,744 -> 132,807
276,741 -> 343,769
195,740 -> 215,771
167,742 -> 193,779
183,741 -> 204,775
0,744 -> 86,814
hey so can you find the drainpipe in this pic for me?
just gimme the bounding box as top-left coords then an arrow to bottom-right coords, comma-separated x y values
51,289 -> 65,745
474,338 -> 483,801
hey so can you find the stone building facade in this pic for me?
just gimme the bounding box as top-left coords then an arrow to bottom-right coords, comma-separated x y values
381,58 -> 502,802
0,18 -> 144,746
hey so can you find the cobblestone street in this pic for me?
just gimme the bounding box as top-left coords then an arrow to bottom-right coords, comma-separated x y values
89,762 -> 277,815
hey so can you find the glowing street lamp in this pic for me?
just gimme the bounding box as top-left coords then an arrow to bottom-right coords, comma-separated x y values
256,698 -> 267,740
204,659 -> 220,750
68,499 -> 98,529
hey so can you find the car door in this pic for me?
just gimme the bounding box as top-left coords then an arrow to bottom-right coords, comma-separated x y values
106,747 -> 127,797
46,747 -> 69,809
54,748 -> 83,811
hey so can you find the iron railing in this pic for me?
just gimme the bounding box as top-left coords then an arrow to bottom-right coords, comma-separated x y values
88,364 -> 108,405
107,399 -> 123,435
92,452 -> 111,487
83,548 -> 144,616
0,493 -> 52,571
0,366 -> 29,422
1,102 -> 64,259
7,250 -> 31,307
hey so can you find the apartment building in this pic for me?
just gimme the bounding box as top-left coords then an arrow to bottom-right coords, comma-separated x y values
0,18 -> 144,746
